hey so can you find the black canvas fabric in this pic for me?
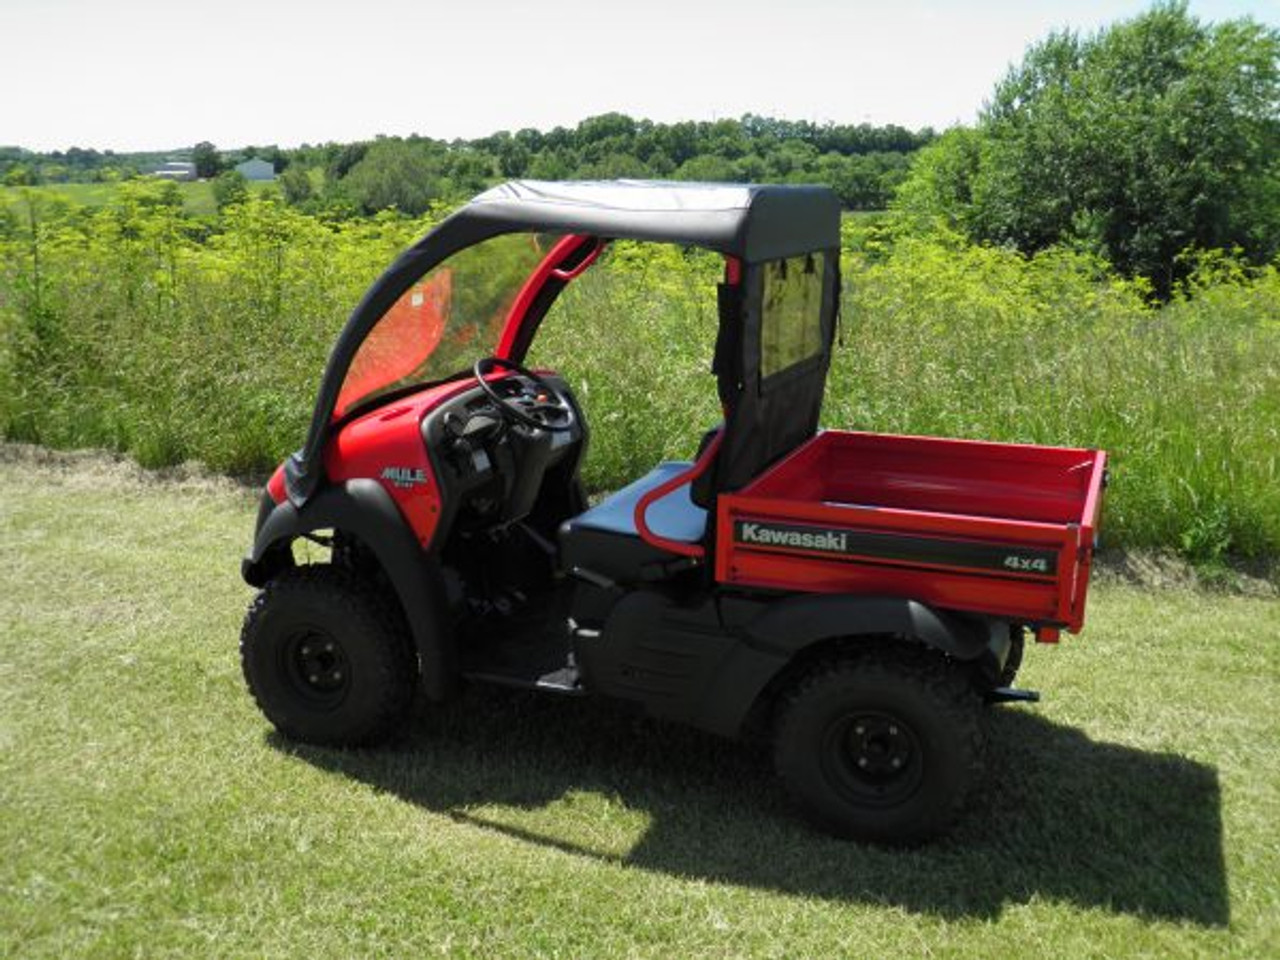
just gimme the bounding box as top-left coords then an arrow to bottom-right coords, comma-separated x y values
697,252 -> 840,502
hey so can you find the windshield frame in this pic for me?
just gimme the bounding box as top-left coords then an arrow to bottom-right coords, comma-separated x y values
330,233 -> 605,429
332,231 -> 577,422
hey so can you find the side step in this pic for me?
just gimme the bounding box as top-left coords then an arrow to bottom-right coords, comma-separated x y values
461,664 -> 586,696
985,686 -> 1041,704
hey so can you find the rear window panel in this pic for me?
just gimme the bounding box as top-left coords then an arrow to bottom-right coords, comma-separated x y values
760,254 -> 827,380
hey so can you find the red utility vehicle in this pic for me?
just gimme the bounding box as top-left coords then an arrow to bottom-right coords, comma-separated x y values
240,181 -> 1107,843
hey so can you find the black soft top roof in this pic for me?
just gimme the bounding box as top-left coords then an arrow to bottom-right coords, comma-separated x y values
460,180 -> 840,261
286,180 -> 841,503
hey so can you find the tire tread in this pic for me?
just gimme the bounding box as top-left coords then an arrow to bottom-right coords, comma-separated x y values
240,564 -> 415,746
773,643 -> 983,844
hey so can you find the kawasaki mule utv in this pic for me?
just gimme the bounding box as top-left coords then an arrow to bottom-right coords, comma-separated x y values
240,180 -> 1107,844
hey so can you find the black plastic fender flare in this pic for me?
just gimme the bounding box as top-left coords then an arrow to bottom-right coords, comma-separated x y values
241,480 -> 455,701
694,594 -> 1006,738
744,594 -> 994,659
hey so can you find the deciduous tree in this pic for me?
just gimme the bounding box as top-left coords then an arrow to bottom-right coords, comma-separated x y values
895,2 -> 1280,293
193,141 -> 222,179
279,166 -> 313,206
212,170 -> 248,210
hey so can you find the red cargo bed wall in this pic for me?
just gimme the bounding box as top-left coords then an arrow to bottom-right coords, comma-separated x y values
716,431 -> 1106,633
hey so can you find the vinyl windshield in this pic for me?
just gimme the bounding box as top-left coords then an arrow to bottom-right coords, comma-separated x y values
334,232 -> 562,419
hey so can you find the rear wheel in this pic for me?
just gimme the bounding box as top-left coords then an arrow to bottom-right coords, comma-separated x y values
773,648 -> 983,844
241,565 -> 416,746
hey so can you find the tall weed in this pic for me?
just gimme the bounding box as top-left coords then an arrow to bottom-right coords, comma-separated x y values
832,233 -> 1280,556
1,196 -> 1276,558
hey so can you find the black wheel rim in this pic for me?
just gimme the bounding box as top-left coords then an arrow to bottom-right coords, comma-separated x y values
821,710 -> 924,808
280,628 -> 351,709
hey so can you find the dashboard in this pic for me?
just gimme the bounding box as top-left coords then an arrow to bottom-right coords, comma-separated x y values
420,374 -> 586,534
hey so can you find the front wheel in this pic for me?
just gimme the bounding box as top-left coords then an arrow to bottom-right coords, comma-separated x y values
773,648 -> 983,845
240,565 -> 416,746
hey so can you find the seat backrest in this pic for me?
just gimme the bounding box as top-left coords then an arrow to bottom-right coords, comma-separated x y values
692,251 -> 839,507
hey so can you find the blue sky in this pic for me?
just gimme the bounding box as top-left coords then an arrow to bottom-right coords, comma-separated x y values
1,0 -> 1275,151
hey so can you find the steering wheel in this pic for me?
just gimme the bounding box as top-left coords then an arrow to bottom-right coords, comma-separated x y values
473,356 -> 577,433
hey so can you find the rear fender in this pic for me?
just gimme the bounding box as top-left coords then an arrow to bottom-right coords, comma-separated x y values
242,479 -> 455,701
694,594 -> 1008,737
744,594 -> 997,660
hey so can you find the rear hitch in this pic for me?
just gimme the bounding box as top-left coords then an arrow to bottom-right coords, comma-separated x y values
985,687 -> 1042,705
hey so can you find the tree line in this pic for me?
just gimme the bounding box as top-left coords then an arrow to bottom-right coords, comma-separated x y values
1,115 -> 932,213
0,143 -> 292,187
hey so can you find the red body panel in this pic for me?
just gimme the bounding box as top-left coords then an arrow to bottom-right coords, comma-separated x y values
266,464 -> 287,505
323,381 -> 476,547
715,431 -> 1106,634
321,368 -> 562,548
495,234 -> 597,360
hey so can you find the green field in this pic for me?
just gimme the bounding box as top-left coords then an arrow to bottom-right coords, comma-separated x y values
2,444 -> 1277,957
0,179 -> 277,217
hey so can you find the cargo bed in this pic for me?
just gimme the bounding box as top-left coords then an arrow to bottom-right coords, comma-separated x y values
715,431 -> 1107,634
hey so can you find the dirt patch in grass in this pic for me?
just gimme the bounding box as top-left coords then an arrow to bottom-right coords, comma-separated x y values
1094,548 -> 1278,598
0,442 -> 259,498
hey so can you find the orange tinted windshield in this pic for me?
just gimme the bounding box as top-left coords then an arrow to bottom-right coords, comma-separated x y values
334,232 -> 561,419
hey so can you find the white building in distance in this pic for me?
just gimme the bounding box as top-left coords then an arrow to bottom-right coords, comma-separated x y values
153,161 -> 197,182
235,158 -> 276,181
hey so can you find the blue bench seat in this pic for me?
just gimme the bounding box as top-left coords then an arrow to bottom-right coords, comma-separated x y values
558,462 -> 707,583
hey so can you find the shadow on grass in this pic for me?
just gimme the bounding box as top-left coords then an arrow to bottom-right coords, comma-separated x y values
271,688 -> 1227,924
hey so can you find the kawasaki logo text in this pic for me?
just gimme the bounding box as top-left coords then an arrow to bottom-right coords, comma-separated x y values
738,522 -> 848,552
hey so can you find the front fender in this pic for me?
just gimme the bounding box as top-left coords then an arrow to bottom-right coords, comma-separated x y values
241,479 -> 456,701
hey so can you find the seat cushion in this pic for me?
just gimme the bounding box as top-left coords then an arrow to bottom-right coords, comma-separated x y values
559,462 -> 707,583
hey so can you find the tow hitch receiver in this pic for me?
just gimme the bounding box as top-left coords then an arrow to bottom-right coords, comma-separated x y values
986,687 -> 1042,704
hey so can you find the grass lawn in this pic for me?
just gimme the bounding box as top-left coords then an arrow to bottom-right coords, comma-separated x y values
1,445 -> 1276,957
